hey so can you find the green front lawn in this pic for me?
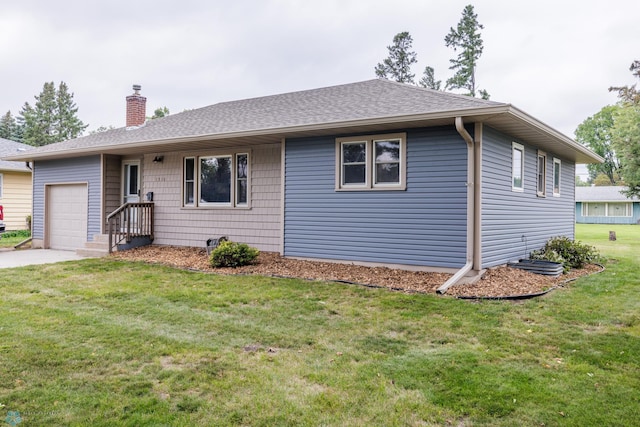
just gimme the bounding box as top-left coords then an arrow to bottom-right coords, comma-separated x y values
0,230 -> 31,248
0,225 -> 638,426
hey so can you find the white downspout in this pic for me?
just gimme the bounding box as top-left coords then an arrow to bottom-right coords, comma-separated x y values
437,117 -> 475,294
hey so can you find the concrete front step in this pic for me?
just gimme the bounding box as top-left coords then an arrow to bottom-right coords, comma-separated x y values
91,234 -> 110,244
76,248 -> 110,257
83,241 -> 110,250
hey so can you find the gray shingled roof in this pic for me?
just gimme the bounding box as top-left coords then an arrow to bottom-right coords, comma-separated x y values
575,186 -> 638,201
3,79 -> 602,164
3,79 -> 502,156
0,138 -> 33,172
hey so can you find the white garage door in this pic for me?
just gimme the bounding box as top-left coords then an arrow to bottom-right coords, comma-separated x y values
47,184 -> 88,250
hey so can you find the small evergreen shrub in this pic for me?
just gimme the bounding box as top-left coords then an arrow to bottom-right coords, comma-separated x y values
530,236 -> 601,272
209,240 -> 259,268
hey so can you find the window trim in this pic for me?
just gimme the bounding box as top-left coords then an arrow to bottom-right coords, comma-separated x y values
0,173 -> 3,199
512,142 -> 524,192
184,157 -> 195,206
536,150 -> 547,197
553,158 -> 561,196
235,152 -> 249,207
336,133 -> 406,191
182,151 -> 251,209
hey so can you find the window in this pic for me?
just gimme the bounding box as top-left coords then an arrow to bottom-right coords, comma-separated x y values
184,158 -> 195,205
512,142 -> 524,192
607,202 -> 631,217
583,202 -> 632,217
183,152 -> 249,207
236,153 -> 248,205
537,150 -> 547,197
553,158 -> 561,196
0,173 -> 3,199
336,133 -> 406,191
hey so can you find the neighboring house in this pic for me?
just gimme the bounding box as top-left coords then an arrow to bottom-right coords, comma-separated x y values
575,186 -> 640,224
4,80 -> 602,287
0,138 -> 33,231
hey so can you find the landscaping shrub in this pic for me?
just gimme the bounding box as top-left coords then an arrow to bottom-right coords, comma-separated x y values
530,236 -> 601,271
209,240 -> 259,268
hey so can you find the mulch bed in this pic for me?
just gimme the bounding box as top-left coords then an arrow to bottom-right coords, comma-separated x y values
111,246 -> 602,298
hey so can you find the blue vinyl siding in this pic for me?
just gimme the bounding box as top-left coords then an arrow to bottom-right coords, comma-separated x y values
284,127 -> 468,268
575,201 -> 640,224
481,126 -> 576,267
32,156 -> 102,241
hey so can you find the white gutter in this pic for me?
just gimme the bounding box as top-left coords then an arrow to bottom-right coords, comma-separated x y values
437,116 -> 476,294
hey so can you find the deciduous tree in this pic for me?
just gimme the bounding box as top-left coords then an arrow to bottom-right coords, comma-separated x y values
575,105 -> 622,185
609,60 -> 640,197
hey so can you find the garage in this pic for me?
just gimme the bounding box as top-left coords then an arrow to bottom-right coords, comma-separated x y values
46,184 -> 88,250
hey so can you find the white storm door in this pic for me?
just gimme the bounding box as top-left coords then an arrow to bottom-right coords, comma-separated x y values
123,161 -> 141,203
122,161 -> 141,231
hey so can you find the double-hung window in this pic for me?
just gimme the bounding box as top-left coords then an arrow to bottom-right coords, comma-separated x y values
512,142 -> 524,192
553,158 -> 561,196
183,152 -> 250,207
336,133 -> 406,191
537,150 -> 547,197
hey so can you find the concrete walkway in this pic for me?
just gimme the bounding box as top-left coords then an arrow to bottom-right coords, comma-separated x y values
0,248 -> 93,268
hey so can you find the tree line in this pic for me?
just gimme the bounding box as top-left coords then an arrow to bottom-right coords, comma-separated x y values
575,60 -> 640,197
375,4 -> 489,99
0,82 -> 87,146
0,83 -> 171,146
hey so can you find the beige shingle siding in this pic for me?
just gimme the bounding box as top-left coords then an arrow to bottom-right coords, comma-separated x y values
143,143 -> 281,251
1,171 -> 32,230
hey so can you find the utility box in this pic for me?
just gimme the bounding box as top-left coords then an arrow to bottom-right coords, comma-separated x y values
206,236 -> 228,255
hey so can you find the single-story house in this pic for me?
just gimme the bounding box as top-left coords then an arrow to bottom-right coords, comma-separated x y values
0,138 -> 33,231
4,80 -> 602,288
575,186 -> 640,224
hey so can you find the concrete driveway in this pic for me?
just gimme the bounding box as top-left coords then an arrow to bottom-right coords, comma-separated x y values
0,248 -> 92,268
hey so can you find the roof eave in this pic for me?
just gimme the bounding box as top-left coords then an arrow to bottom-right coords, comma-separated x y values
4,104 -> 603,164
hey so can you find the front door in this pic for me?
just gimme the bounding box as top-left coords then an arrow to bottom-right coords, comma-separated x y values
123,161 -> 140,204
122,161 -> 141,231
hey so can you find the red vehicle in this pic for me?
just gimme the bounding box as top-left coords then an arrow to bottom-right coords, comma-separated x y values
0,205 -> 5,234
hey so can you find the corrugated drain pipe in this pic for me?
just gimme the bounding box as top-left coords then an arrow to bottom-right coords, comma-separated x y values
437,117 -> 475,294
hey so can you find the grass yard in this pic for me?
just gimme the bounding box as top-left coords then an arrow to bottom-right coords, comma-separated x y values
0,225 -> 638,426
0,230 -> 30,249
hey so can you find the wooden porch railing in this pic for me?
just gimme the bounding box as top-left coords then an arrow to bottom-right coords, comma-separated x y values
107,202 -> 154,253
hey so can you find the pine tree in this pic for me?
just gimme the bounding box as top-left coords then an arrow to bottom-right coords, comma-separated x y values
375,32 -> 418,84
418,66 -> 441,90
18,81 -> 87,146
0,111 -> 18,140
444,4 -> 489,98
55,82 -> 87,141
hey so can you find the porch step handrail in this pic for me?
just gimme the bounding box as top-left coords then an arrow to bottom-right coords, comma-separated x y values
107,202 -> 154,253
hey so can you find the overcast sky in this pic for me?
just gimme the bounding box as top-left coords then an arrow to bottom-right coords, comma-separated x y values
1,0 -> 638,141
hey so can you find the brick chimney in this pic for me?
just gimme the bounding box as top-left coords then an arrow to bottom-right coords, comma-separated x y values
126,84 -> 146,127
